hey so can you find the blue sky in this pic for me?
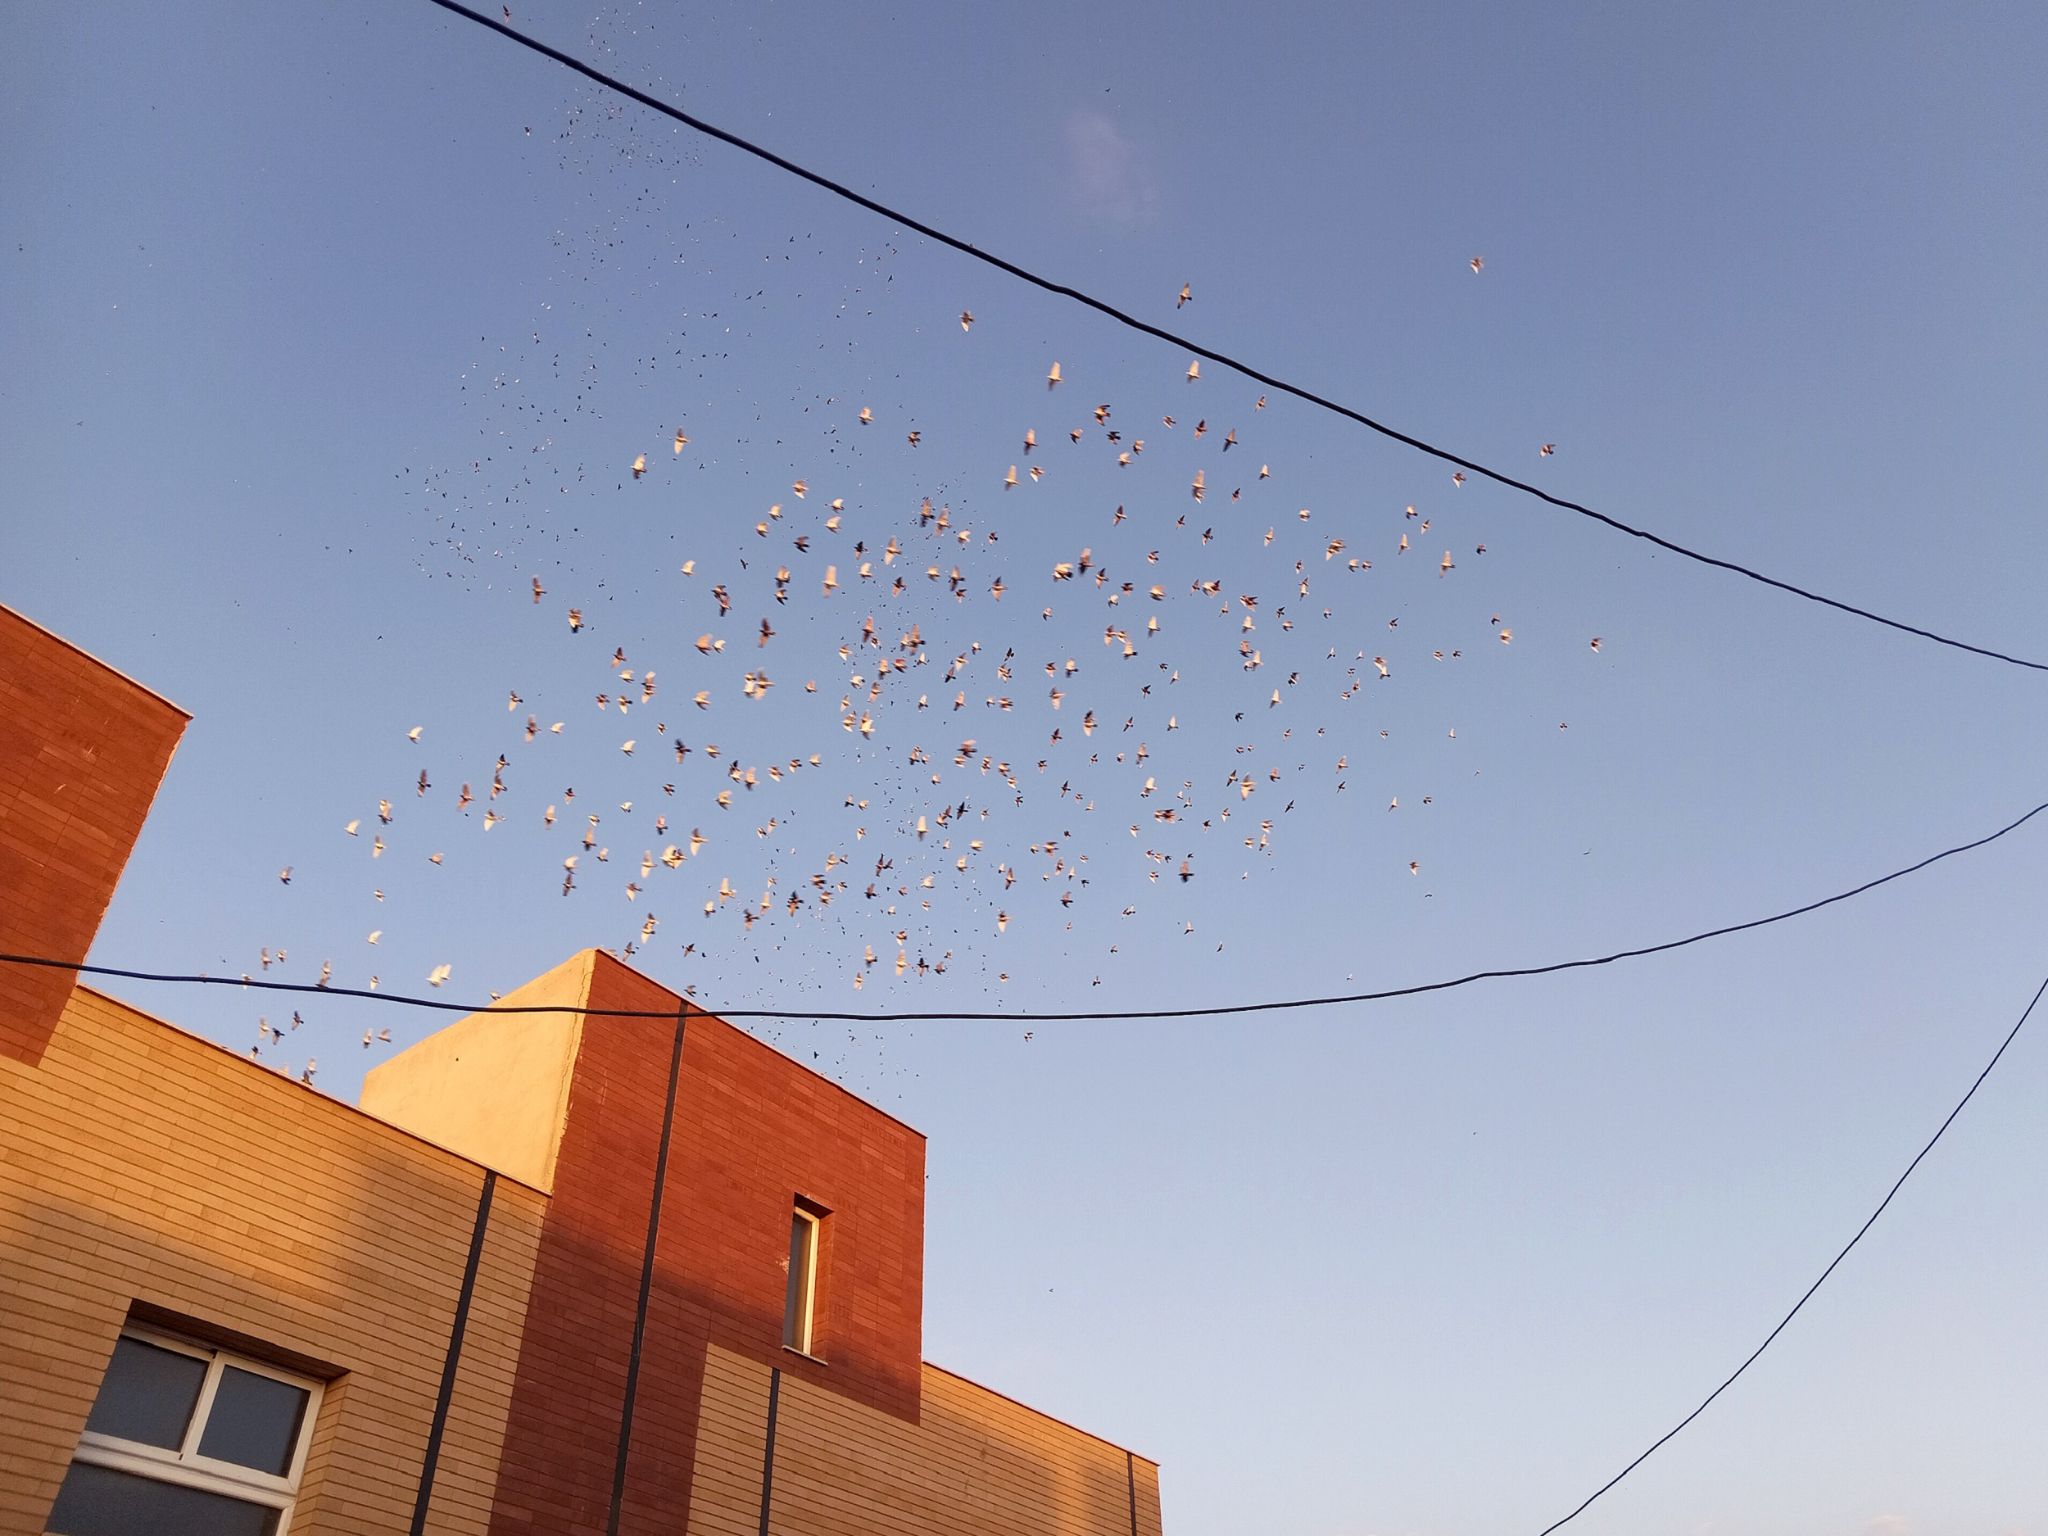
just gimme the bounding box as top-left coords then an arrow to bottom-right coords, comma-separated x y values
6,3 -> 2048,1532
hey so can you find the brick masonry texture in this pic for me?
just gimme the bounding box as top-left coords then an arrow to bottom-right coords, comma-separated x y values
485,955 -> 928,1536
0,606 -> 187,1066
683,1347 -> 1164,1536
0,971 -> 1163,1536
0,610 -> 1163,1535
0,988 -> 546,1535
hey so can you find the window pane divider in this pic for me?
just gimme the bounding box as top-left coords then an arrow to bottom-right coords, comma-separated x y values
180,1356 -> 226,1458
70,1441 -> 296,1509
65,1324 -> 326,1535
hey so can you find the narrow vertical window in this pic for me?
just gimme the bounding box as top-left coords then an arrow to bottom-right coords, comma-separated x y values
782,1200 -> 824,1356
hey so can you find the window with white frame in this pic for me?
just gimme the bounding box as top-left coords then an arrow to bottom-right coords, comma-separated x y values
781,1198 -> 826,1356
46,1325 -> 323,1536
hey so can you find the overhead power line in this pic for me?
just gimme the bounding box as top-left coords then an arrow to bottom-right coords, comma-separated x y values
1535,962 -> 2048,1533
421,0 -> 2047,675
7,798 -> 2043,1024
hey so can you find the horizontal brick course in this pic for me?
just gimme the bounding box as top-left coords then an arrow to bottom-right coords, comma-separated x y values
0,989 -> 544,1535
683,1347 -> 1163,1536
0,606 -> 187,1066
1,605 -> 1164,1533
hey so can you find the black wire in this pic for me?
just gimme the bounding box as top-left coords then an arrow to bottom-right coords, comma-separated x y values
1534,963 -> 2048,1534
6,799 -> 2042,1025
418,0 -> 2047,675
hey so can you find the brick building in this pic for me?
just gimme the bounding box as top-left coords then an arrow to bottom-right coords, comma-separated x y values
0,604 -> 1164,1536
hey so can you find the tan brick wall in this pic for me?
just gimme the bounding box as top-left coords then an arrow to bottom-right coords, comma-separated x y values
681,1346 -> 773,1536
0,987 -> 544,1536
1132,1453 -> 1165,1536
424,1190 -> 545,1535
684,1346 -> 1163,1536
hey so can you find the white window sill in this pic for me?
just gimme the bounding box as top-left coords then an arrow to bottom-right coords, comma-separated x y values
781,1346 -> 828,1367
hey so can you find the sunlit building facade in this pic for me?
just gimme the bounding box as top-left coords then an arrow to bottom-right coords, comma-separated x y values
0,604 -> 1163,1536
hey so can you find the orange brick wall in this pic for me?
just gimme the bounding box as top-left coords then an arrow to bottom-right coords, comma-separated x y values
0,599 -> 1163,1535
0,987 -> 546,1535
486,955 -> 927,1536
483,963 -> 688,1536
0,607 -> 187,1066
662,995 -> 926,1420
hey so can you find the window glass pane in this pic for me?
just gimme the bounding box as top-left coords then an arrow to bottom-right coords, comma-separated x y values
782,1212 -> 814,1349
197,1366 -> 311,1477
47,1461 -> 280,1536
82,1337 -> 207,1450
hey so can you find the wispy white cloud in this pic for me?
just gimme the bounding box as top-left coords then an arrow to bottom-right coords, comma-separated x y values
1062,108 -> 1160,227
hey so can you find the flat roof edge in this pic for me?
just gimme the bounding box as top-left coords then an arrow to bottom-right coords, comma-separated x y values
583,950 -> 928,1141
921,1359 -> 1159,1468
1,602 -> 193,718
71,982 -> 550,1197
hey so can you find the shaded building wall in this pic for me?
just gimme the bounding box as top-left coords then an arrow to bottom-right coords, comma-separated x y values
470,955 -> 927,1536
0,987 -> 546,1535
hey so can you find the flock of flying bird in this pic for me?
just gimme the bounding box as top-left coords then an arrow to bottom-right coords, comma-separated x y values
252,75 -> 1602,1082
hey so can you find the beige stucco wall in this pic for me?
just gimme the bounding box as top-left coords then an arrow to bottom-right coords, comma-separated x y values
361,951 -> 593,1192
